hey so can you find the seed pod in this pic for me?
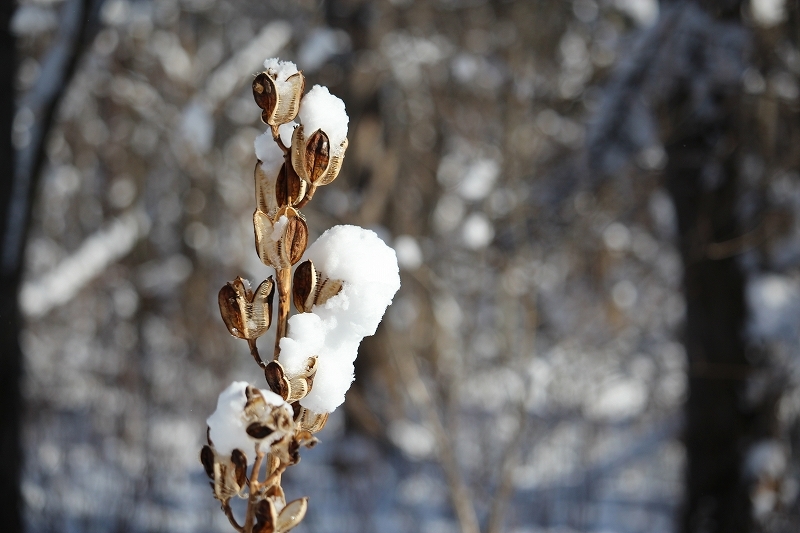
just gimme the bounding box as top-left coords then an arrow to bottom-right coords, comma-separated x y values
254,207 -> 308,269
292,260 -> 343,313
246,422 -> 274,439
253,70 -> 305,127
200,445 -> 215,479
254,498 -> 278,533
208,448 -> 248,503
265,361 -> 290,400
291,125 -> 348,194
218,277 -> 275,340
255,161 -> 307,216
276,498 -> 308,533
297,407 -> 329,433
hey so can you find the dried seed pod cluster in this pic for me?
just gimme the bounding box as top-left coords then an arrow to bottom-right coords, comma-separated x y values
205,58 -> 399,533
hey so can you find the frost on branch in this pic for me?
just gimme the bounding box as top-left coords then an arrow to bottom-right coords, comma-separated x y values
279,225 -> 401,413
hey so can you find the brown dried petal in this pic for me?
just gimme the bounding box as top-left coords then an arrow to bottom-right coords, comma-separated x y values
276,498 -> 308,533
304,130 -> 330,184
200,445 -> 215,479
218,283 -> 245,338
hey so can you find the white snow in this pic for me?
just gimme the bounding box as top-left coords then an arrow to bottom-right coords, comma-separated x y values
278,225 -> 400,413
751,0 -> 785,27
298,85 -> 349,155
263,58 -> 299,83
457,158 -> 500,201
270,215 -> 289,241
278,122 -> 296,148
206,382 -> 291,462
393,235 -> 422,270
254,130 -> 284,177
461,213 -> 494,249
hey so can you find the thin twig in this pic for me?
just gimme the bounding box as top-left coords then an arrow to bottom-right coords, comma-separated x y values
243,450 -> 266,533
223,503 -> 244,533
388,335 -> 481,533
247,339 -> 266,368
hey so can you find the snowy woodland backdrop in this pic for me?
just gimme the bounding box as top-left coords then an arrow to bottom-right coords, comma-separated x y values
2,0 -> 800,532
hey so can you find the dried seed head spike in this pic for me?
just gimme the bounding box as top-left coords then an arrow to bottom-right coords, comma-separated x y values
253,70 -> 305,127
298,407 -> 329,433
276,498 -> 309,533
218,277 -> 275,340
200,445 -> 215,479
292,260 -> 343,313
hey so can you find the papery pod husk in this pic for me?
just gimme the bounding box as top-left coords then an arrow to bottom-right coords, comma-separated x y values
207,448 -> 248,503
297,407 -> 329,433
276,497 -> 309,533
218,277 -> 275,340
246,421 -> 275,439
253,207 -> 308,269
256,161 -> 307,215
291,125 -> 348,189
265,361 -> 290,400
254,161 -> 279,216
294,429 -> 318,449
253,71 -> 305,127
254,498 -> 278,533
293,260 -> 343,313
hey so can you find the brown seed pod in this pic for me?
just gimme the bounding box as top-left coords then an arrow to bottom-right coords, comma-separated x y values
253,207 -> 309,269
253,70 -> 305,127
218,277 -> 275,340
231,449 -> 248,489
200,445 -> 215,479
265,361 -> 290,400
246,422 -> 275,439
254,498 -> 278,533
291,125 -> 348,190
297,407 -> 329,433
292,260 -> 343,313
276,498 -> 308,533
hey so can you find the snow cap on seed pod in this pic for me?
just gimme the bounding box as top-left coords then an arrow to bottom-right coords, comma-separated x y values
205,382 -> 294,463
253,206 -> 308,270
291,85 -> 349,198
253,59 -> 305,127
218,276 -> 274,340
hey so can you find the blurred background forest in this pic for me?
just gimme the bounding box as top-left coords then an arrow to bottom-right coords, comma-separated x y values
1,0 -> 800,532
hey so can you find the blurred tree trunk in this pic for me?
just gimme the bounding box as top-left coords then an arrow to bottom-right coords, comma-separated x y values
0,0 -> 21,529
663,2 -> 758,532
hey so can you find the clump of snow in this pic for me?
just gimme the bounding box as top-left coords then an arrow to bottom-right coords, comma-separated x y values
263,58 -> 299,83
206,381 -> 290,461
270,215 -> 289,240
279,226 -> 400,413
298,85 -> 349,155
278,122 -> 296,148
254,130 -> 284,177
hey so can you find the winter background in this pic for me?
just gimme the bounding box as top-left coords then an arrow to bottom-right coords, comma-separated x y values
8,0 -> 800,532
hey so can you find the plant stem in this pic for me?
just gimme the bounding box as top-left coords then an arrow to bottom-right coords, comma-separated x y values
243,450 -> 265,533
247,339 -> 266,368
273,267 -> 292,360
223,503 -> 244,533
